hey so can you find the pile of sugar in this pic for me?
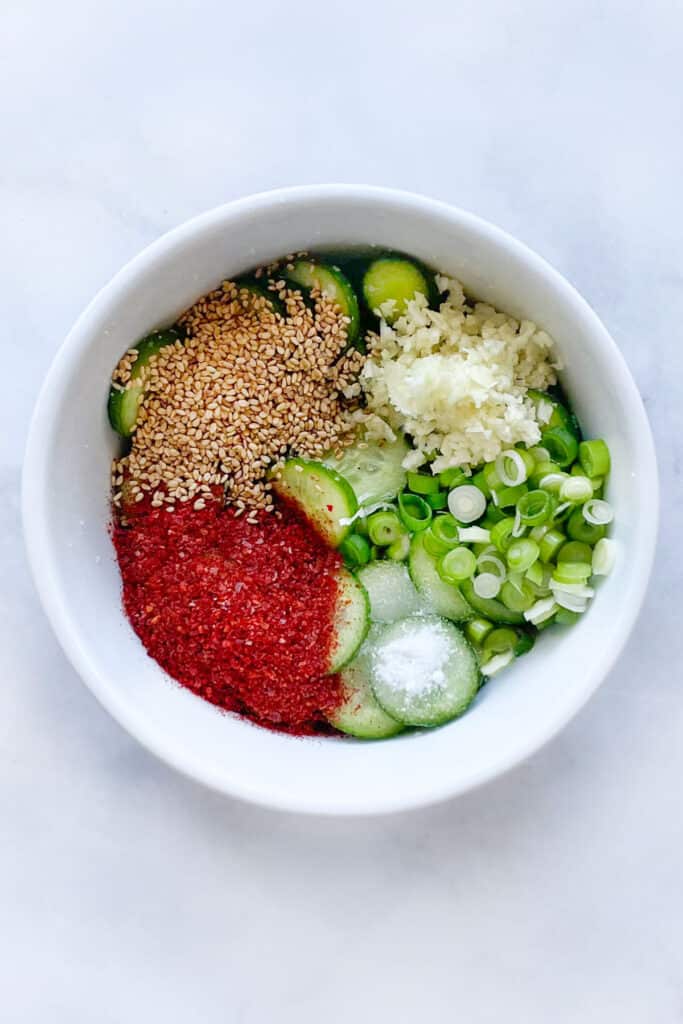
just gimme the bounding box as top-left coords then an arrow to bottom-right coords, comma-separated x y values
372,618 -> 451,710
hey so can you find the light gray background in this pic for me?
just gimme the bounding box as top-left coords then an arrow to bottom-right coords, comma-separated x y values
3,1 -> 682,1020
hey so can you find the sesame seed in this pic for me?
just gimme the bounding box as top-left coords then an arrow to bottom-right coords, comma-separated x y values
110,278 -> 362,514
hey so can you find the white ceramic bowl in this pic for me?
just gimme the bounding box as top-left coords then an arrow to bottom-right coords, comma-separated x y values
23,185 -> 657,815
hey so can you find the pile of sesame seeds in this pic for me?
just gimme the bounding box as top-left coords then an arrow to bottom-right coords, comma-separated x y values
111,278 -> 364,522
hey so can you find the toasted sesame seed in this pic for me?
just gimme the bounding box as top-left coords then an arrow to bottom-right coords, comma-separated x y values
110,276 -> 363,513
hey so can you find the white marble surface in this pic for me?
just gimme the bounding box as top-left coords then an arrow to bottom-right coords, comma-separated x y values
2,0 -> 682,1019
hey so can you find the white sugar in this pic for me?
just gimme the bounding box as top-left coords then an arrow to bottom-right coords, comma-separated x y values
373,620 -> 450,696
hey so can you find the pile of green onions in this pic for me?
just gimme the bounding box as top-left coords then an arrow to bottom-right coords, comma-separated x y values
339,430 -> 616,676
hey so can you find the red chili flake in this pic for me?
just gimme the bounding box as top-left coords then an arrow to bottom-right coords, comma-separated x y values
112,499 -> 344,735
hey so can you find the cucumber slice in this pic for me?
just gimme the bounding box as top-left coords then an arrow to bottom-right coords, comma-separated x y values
527,389 -> 578,438
459,578 -> 525,625
328,568 -> 370,672
368,615 -> 480,727
408,532 -> 473,622
362,256 -> 438,323
357,562 -> 423,623
328,643 -> 404,738
233,276 -> 285,316
272,458 -> 358,546
108,327 -> 183,438
324,434 -> 409,506
284,260 -> 361,347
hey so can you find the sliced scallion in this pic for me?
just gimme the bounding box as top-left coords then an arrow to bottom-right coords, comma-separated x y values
477,549 -> 507,580
517,488 -> 554,526
458,526 -> 491,544
495,483 -> 528,509
578,439 -> 611,479
539,472 -> 569,493
473,573 -> 502,599
386,532 -> 411,562
495,449 -> 528,487
438,467 -> 468,489
582,498 -> 614,526
490,517 -> 516,553
424,516 -> 459,557
368,510 -> 403,546
530,459 -> 563,487
438,546 -> 477,583
553,591 -> 589,613
507,539 -> 540,573
483,462 -> 503,493
541,426 -> 580,468
560,475 -> 593,503
465,617 -> 494,646
483,627 -> 518,655
398,492 -> 432,533
557,541 -> 593,564
524,596 -> 558,625
539,528 -> 566,563
552,561 -> 592,585
426,490 -> 448,511
448,484 -> 487,523
567,508 -> 606,544
407,470 -> 440,496
529,446 -> 550,464
592,537 -> 616,576
500,576 -> 535,612
471,469 -> 491,498
482,650 -> 515,676
339,533 -> 372,567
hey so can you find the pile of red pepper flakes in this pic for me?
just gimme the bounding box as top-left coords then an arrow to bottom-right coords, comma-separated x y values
112,497 -> 345,735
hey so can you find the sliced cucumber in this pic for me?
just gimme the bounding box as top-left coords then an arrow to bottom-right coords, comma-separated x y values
527,389 -> 578,438
328,642 -> 403,738
324,434 -> 409,506
357,562 -> 423,623
368,615 -> 480,727
327,568 -> 370,673
233,276 -> 285,316
408,532 -> 473,622
284,260 -> 361,347
108,327 -> 183,438
272,458 -> 357,546
362,256 -> 438,323
459,578 -> 525,625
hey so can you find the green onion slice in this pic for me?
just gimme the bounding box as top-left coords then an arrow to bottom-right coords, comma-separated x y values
539,528 -> 566,563
407,470 -> 441,495
495,449 -> 528,487
398,492 -> 432,533
582,498 -> 614,526
517,489 -> 554,526
448,484 -> 487,523
592,537 -> 616,576
367,510 -> 403,546
438,467 -> 468,489
387,532 -> 411,562
560,475 -> 593,503
465,617 -> 494,646
541,427 -> 580,468
579,439 -> 611,478
339,533 -> 371,567
473,573 -> 502,599
438,546 -> 477,583
476,548 -> 507,580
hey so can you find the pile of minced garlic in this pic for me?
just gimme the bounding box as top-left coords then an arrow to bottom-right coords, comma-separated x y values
111,281 -> 363,520
358,276 -> 560,473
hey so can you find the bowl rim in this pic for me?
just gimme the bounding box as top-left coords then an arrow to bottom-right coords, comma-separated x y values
22,184 -> 659,815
